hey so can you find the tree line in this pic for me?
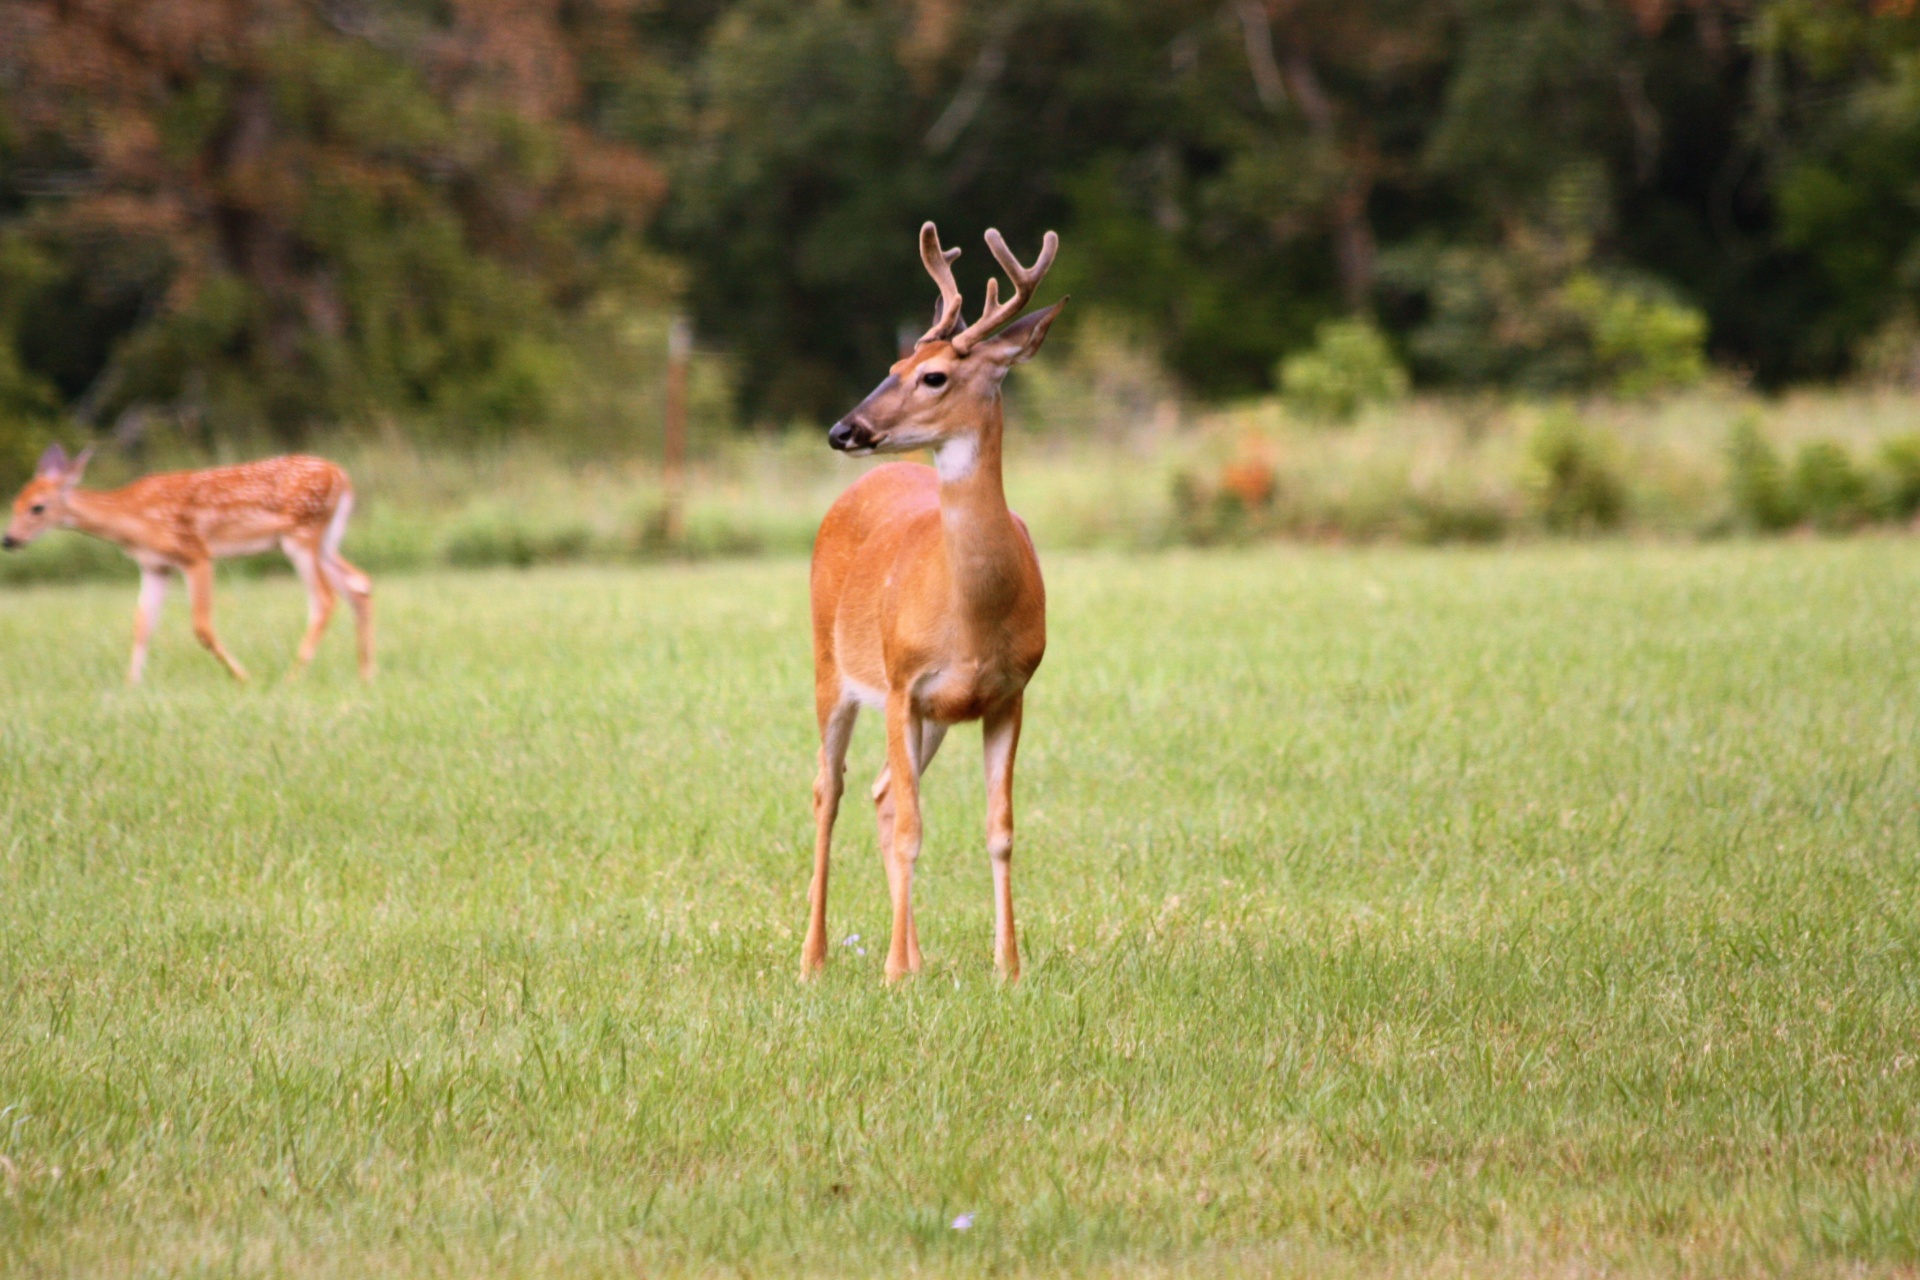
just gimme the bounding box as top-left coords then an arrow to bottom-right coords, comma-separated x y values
1,0 -> 1916,464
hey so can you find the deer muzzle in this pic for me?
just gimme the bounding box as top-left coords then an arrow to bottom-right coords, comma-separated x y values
828,417 -> 878,454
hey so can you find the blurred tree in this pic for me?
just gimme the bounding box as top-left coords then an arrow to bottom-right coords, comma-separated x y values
4,0 -> 1919,438
1761,0 -> 1920,377
0,0 -> 667,439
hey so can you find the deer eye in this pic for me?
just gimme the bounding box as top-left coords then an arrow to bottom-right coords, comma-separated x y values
920,371 -> 948,389
29,504 -> 44,515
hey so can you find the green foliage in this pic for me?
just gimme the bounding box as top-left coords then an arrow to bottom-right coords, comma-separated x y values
6,0 -> 1920,431
1562,274 -> 1708,398
442,507 -> 595,570
1727,416 -> 1802,531
0,0 -> 665,440
1279,319 -> 1408,423
1874,433 -> 1920,521
0,234 -> 63,491
1526,409 -> 1626,533
1384,198 -> 1709,398
1407,492 -> 1510,544
1791,439 -> 1870,530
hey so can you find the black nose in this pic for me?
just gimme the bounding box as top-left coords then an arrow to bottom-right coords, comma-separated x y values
828,419 -> 874,452
1,535 -> 17,551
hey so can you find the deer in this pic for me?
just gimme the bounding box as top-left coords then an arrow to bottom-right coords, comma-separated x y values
802,221 -> 1065,984
3,445 -> 374,684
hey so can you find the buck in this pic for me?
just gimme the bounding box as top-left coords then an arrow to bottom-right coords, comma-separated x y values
3,446 -> 374,684
803,221 -> 1065,983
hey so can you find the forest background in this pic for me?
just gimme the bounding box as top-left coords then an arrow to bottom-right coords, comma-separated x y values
3,0 -> 1920,567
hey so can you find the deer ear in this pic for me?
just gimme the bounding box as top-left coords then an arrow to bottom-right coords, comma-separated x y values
974,297 -> 1068,369
35,442 -> 69,479
63,444 -> 94,487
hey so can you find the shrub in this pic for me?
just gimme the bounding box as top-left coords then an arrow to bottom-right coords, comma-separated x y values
1408,493 -> 1509,544
442,507 -> 595,568
1563,273 -> 1708,398
1525,409 -> 1625,532
1727,417 -> 1801,531
1280,320 -> 1408,424
1168,469 -> 1238,545
1791,440 -> 1869,530
1873,434 -> 1920,521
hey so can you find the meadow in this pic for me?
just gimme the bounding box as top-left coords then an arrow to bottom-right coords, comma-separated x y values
9,383 -> 1920,589
1,539 -> 1917,1277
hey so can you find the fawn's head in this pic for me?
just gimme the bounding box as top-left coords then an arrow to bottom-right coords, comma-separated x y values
829,223 -> 1066,463
5,443 -> 92,549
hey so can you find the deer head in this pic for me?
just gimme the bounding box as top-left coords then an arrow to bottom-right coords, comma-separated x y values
828,223 -> 1066,463
4,443 -> 93,549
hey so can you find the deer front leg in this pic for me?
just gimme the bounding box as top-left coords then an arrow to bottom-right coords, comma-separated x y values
128,567 -> 169,685
183,560 -> 248,682
873,716 -> 947,976
803,697 -> 859,978
880,695 -> 927,983
983,696 -> 1024,980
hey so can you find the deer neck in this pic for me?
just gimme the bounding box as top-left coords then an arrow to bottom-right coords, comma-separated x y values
62,487 -> 162,552
933,400 -> 1025,628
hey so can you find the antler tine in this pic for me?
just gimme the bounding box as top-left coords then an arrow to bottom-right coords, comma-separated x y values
952,228 -> 1059,355
916,222 -> 967,348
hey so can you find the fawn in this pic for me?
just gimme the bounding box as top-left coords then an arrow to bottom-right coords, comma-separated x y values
4,445 -> 373,683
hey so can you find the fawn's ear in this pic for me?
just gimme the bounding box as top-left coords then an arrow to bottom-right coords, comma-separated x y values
974,297 -> 1068,370
35,442 -> 69,480
61,444 -> 94,488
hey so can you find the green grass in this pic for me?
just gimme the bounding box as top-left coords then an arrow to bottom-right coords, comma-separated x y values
1,541 -> 1917,1277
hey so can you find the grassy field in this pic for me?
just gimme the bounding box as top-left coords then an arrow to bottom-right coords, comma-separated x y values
1,541 -> 1917,1277
10,384 -> 1920,588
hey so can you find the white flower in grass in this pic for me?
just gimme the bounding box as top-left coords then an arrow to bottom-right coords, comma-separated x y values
951,1213 -> 974,1230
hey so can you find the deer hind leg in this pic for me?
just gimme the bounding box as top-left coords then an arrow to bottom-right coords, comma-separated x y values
802,695 -> 859,978
982,696 -> 1025,981
281,534 -> 335,678
183,560 -> 248,682
128,566 -> 170,685
318,492 -> 374,680
874,710 -> 946,979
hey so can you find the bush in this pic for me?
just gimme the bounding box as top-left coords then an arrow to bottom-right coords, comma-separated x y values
1408,493 -> 1509,544
442,507 -> 595,568
1280,320 -> 1408,423
1727,417 -> 1801,531
1526,409 -> 1625,532
1563,274 -> 1708,398
1873,434 -> 1920,521
1791,440 -> 1869,531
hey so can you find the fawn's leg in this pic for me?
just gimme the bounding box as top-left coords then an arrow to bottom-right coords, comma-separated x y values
282,535 -> 335,677
802,695 -> 859,977
184,560 -> 248,682
319,493 -> 374,679
319,553 -> 374,680
128,566 -> 169,685
982,696 -> 1024,980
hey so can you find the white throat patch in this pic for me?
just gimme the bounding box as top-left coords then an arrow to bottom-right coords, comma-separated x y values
934,437 -> 979,483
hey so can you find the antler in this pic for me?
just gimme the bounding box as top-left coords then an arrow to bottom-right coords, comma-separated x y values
915,222 -> 966,348
952,227 -> 1059,355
